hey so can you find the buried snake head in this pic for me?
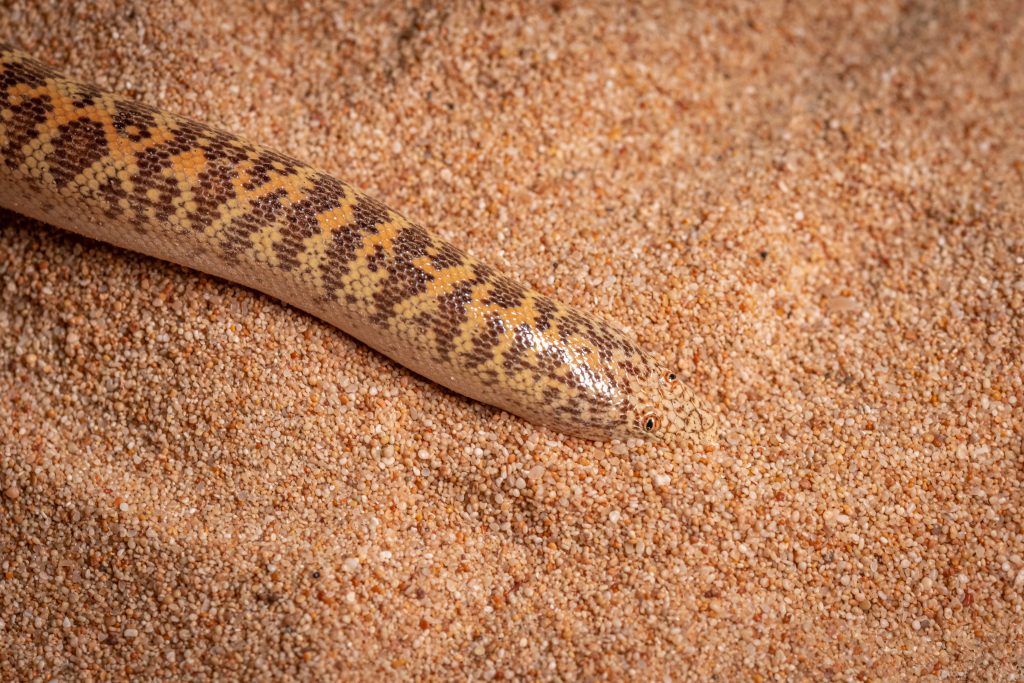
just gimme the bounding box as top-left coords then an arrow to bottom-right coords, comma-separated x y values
624,367 -> 718,448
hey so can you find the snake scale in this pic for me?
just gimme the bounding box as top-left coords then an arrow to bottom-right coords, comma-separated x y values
0,44 -> 715,445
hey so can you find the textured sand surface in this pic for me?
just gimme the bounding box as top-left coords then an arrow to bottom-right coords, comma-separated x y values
1,1 -> 1022,680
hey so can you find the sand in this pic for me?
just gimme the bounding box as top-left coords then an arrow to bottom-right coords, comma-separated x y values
1,1 -> 1022,679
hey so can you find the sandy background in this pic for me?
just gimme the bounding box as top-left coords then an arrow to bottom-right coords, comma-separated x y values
1,1 -> 1022,680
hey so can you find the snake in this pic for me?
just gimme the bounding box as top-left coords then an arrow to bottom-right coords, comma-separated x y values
0,44 -> 715,446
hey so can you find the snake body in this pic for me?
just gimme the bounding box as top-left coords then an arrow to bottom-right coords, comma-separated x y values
0,45 -> 714,445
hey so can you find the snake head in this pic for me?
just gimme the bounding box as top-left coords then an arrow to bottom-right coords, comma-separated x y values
629,368 -> 718,448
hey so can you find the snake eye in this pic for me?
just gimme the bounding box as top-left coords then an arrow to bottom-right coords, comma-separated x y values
642,414 -> 658,433
662,371 -> 678,383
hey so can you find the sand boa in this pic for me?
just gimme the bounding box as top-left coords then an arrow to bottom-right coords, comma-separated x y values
0,45 -> 714,445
